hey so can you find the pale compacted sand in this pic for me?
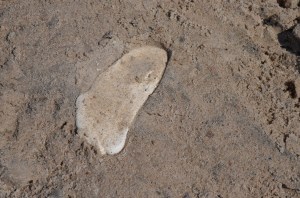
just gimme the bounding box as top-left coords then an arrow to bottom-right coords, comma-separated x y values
76,46 -> 167,155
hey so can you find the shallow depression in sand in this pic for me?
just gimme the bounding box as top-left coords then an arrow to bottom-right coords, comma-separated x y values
76,46 -> 167,155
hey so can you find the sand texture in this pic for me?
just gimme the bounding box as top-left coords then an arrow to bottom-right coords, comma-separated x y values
0,0 -> 300,197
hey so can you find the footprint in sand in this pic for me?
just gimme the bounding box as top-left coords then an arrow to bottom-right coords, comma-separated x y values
76,46 -> 167,155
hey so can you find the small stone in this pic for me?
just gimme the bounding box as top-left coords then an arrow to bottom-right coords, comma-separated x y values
293,24 -> 300,41
6,32 -> 16,43
12,47 -> 21,61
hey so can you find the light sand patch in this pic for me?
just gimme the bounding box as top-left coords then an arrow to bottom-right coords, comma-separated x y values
76,46 -> 167,155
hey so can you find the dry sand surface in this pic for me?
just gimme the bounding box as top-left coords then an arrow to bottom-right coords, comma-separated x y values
0,0 -> 300,197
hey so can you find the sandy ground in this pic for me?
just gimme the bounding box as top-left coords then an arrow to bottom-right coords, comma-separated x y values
0,0 -> 300,197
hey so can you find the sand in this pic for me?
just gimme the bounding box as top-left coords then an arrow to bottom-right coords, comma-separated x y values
0,0 -> 300,197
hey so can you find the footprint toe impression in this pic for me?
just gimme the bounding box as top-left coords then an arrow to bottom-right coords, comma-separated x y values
76,46 -> 167,155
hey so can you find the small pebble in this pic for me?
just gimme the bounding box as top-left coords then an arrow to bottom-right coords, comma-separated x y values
6,32 -> 16,43
293,24 -> 300,41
